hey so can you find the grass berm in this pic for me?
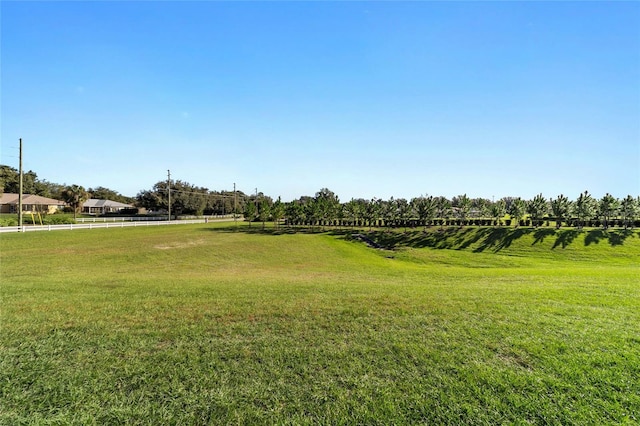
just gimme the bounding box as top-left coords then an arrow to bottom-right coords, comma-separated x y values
1,223 -> 638,424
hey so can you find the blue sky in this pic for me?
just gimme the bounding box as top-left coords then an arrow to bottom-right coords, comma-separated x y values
1,1 -> 639,201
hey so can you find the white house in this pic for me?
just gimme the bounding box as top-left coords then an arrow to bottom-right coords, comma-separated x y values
81,199 -> 136,215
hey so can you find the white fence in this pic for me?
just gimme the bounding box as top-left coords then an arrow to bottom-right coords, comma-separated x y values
0,217 -> 238,233
75,214 -> 236,223
76,216 -> 166,223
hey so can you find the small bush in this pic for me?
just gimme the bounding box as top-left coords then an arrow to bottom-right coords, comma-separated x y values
44,216 -> 75,225
0,217 -> 18,227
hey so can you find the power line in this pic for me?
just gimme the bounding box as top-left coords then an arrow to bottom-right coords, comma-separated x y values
153,187 -> 255,199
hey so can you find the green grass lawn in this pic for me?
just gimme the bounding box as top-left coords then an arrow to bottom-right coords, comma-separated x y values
1,224 -> 639,424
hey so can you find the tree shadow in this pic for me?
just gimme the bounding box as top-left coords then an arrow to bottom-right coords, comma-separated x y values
585,229 -> 636,247
552,229 -> 579,249
201,225 -> 320,236
473,228 -> 532,252
585,229 -> 606,246
200,224 -> 638,252
532,228 -> 556,245
336,227 -> 535,253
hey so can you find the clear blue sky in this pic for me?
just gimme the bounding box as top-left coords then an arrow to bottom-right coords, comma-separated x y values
2,1 -> 639,201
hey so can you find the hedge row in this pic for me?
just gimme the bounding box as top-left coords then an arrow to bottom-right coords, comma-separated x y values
285,218 -> 640,229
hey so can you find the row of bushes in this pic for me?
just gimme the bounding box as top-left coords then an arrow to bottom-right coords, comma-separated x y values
285,218 -> 640,229
0,214 -> 76,227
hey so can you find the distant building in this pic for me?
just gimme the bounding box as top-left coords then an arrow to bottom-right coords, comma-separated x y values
0,193 -> 66,214
81,199 -> 136,215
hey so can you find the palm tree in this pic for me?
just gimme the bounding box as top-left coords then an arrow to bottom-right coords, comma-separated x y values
598,193 -> 619,229
620,195 -> 638,229
454,194 -> 471,226
435,196 -> 451,229
412,196 -> 437,231
395,198 -> 411,232
382,197 -> 396,230
471,198 -> 490,222
527,193 -> 548,227
62,184 -> 88,220
574,191 -> 596,229
508,198 -> 527,227
550,194 -> 572,229
489,200 -> 506,226
364,198 -> 381,230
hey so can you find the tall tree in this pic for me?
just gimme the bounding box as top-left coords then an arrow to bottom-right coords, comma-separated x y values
271,197 -> 285,228
61,185 -> 88,220
364,198 -> 380,230
501,197 -> 516,213
285,200 -> 305,227
258,198 -> 271,229
304,197 -> 322,229
381,198 -> 397,230
508,198 -> 527,227
620,195 -> 638,229
454,194 -> 471,225
413,196 -> 437,231
489,200 -> 506,226
574,191 -> 596,229
0,165 -> 18,195
598,193 -> 619,229
550,194 -> 572,229
315,188 -> 339,229
471,198 -> 490,219
395,198 -> 411,232
345,198 -> 367,228
435,196 -> 451,228
527,193 -> 548,227
0,165 -> 58,197
243,200 -> 256,226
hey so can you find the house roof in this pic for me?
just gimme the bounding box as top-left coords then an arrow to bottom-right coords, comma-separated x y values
82,199 -> 134,209
0,193 -> 66,206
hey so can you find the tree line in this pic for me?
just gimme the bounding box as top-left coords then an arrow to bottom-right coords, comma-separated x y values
2,165 -> 639,229
136,180 -> 264,217
136,181 -> 640,230
261,189 -> 639,230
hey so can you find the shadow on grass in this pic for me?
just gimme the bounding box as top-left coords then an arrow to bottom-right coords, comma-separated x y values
584,229 -> 636,247
356,227 -> 539,252
201,224 -> 639,251
551,229 -> 579,249
201,225 -> 324,236
473,228 -> 532,252
533,228 -> 556,245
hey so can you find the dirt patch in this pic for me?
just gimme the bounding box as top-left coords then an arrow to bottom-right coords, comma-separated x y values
154,239 -> 206,250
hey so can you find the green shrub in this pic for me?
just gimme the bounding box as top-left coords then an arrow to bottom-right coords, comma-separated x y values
0,217 -> 18,227
44,216 -> 75,225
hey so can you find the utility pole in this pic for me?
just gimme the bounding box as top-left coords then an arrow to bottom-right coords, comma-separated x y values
167,170 -> 171,221
18,138 -> 23,231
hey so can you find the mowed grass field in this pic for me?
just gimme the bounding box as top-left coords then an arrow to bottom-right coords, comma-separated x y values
1,224 -> 638,425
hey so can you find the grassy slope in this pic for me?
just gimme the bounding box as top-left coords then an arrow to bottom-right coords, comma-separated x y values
1,224 -> 638,425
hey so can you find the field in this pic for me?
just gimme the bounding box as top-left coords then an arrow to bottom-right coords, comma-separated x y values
1,224 -> 639,425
